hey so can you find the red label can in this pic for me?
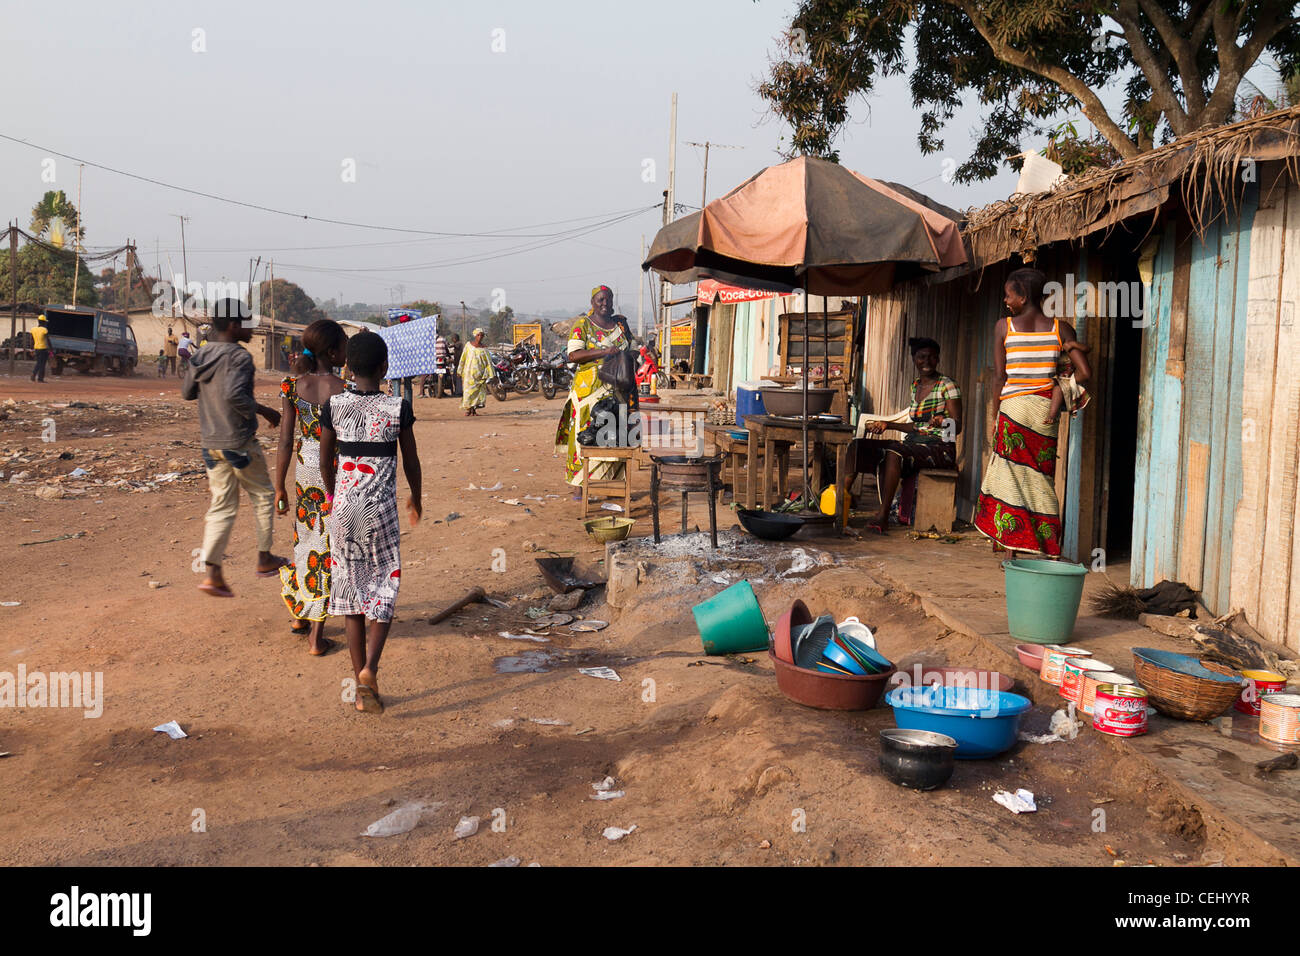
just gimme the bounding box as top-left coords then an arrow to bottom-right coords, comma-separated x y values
1061,657 -> 1111,704
1235,670 -> 1287,717
1093,685 -> 1148,737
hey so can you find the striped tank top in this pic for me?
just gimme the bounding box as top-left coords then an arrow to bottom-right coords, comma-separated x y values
1001,317 -> 1061,400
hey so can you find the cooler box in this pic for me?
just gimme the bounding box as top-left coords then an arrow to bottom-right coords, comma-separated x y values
735,383 -> 766,426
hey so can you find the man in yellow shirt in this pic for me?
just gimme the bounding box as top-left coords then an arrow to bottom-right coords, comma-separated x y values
30,315 -> 50,383
164,326 -> 179,376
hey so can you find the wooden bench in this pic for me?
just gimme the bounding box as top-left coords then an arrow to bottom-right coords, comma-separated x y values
908,468 -> 959,532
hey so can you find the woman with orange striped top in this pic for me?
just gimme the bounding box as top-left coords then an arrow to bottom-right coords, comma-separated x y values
974,268 -> 1090,555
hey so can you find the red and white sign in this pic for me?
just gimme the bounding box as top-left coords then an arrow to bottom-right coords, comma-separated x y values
696,279 -> 783,307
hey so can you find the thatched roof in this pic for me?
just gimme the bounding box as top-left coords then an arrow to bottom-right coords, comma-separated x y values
956,104 -> 1300,272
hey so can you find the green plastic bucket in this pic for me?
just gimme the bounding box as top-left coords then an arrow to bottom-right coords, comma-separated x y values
1003,559 -> 1088,644
693,580 -> 770,655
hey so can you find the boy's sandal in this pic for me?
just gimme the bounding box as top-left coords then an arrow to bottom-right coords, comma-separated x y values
197,582 -> 235,598
865,520 -> 889,535
355,684 -> 383,713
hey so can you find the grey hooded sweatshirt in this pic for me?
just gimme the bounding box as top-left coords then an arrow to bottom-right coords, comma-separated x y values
181,342 -> 258,450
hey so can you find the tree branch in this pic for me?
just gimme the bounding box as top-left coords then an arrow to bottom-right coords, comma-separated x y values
945,0 -> 1140,158
1117,0 -> 1194,131
1132,0 -> 1204,116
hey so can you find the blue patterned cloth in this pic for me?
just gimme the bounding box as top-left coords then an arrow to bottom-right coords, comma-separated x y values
375,314 -> 442,379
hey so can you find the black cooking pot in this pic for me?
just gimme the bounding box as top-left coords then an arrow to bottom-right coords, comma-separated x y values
878,728 -> 958,791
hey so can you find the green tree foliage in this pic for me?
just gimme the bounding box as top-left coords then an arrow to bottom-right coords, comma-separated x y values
758,0 -> 1300,181
94,266 -> 157,311
258,277 -> 327,326
0,241 -> 98,307
30,190 -> 84,246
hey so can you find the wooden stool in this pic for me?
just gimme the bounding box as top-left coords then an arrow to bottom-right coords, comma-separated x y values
578,445 -> 637,517
912,468 -> 959,532
650,454 -> 724,549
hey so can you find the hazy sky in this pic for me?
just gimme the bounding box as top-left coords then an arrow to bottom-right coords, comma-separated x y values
2,0 -> 1031,320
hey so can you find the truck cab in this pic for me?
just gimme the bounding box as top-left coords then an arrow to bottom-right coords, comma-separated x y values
42,306 -> 138,375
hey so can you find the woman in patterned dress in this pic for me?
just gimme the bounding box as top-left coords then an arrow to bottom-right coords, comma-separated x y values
555,285 -> 631,485
320,331 -> 423,714
274,319 -> 348,656
850,337 -> 962,533
974,267 -> 1090,555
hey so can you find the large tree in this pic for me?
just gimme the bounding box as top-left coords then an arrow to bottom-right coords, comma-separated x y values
759,1 -> 1300,181
257,277 -> 327,326
0,241 -> 98,307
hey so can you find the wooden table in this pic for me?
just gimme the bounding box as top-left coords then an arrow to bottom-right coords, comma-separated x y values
744,414 -> 856,531
704,424 -> 792,504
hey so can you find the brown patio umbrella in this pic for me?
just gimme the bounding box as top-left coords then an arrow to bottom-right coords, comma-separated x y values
643,155 -> 966,515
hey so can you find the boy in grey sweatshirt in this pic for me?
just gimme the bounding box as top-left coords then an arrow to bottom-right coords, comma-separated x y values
182,298 -> 287,597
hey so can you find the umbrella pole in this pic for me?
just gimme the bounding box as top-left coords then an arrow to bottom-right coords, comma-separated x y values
802,293 -> 810,506
823,299 -> 830,388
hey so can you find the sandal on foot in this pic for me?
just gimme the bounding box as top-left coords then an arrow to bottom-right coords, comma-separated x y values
290,621 -> 311,635
355,684 -> 383,713
309,637 -> 339,657
865,520 -> 889,535
198,582 -> 235,598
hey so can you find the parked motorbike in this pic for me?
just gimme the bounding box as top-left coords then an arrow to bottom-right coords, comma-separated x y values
537,351 -> 575,400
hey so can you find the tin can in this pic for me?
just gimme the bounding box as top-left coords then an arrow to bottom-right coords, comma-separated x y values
1061,657 -> 1112,704
1234,670 -> 1287,717
1093,684 -> 1148,737
1259,692 -> 1300,744
1040,646 -> 1090,686
1081,672 -> 1135,716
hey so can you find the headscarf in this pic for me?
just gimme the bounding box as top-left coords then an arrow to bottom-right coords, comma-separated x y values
588,285 -> 613,315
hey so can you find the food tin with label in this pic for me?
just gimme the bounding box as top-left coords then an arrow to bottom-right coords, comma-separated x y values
1061,657 -> 1111,704
1259,692 -> 1300,744
1040,646 -> 1090,686
1093,684 -> 1148,737
1235,670 -> 1287,717
1081,672 -> 1135,717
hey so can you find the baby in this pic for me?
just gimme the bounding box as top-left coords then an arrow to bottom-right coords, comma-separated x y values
1047,339 -> 1091,423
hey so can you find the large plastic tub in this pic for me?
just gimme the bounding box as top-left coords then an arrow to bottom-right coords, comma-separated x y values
1003,559 -> 1088,645
887,686 -> 1031,758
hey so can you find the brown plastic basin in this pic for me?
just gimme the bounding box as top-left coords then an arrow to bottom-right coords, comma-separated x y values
770,650 -> 896,711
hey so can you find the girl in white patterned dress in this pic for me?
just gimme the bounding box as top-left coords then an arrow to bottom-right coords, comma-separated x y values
320,331 -> 422,714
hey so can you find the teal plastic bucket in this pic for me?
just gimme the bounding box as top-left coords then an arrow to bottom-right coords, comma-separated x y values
693,580 -> 770,655
1002,559 -> 1088,644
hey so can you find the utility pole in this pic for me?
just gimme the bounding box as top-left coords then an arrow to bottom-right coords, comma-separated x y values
660,92 -> 677,363
684,140 -> 743,210
460,300 -> 468,340
9,223 -> 17,377
72,164 -> 85,306
174,214 -> 190,329
268,259 -> 276,371
124,240 -> 134,319
638,234 -> 645,339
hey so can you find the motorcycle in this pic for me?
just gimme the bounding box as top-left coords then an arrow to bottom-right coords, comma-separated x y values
487,343 -> 539,401
537,351 -> 575,400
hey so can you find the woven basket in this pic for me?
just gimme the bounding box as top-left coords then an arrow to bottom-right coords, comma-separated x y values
1132,654 -> 1240,721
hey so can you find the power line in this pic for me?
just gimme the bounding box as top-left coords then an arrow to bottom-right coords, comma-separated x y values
0,130 -> 659,238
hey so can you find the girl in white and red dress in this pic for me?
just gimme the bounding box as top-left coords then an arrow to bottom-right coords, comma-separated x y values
320,331 -> 422,714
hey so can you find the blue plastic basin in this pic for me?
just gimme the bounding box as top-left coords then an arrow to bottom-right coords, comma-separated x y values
886,686 -> 1032,759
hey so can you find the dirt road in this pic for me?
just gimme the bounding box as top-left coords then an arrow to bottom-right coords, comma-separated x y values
0,370 -> 1215,865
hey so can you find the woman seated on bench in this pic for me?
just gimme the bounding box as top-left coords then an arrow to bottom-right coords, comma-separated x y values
850,337 -> 961,534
